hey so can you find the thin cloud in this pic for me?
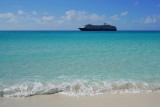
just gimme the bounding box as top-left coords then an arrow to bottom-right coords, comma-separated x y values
120,11 -> 128,16
31,11 -> 37,15
0,10 -> 130,29
32,16 -> 55,24
143,15 -> 160,24
17,10 -> 24,15
0,10 -> 125,25
134,2 -> 140,6
0,12 -> 17,23
110,11 -> 128,21
110,14 -> 120,21
42,16 -> 54,21
61,10 -> 105,21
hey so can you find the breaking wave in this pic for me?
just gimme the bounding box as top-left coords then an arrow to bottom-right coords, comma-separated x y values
1,80 -> 160,97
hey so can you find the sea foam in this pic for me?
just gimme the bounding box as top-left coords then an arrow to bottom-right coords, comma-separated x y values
1,80 -> 160,97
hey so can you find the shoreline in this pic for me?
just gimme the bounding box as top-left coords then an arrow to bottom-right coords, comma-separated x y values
1,92 -> 160,107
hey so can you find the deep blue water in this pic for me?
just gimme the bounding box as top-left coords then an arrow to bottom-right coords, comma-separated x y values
0,31 -> 160,96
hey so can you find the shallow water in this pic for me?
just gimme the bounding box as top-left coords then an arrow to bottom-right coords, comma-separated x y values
0,31 -> 160,96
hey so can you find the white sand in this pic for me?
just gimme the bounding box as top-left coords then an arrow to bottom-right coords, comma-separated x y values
1,92 -> 160,107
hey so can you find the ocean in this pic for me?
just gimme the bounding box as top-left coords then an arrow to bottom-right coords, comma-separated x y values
0,31 -> 160,97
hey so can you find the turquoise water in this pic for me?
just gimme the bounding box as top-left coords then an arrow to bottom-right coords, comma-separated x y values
0,31 -> 160,96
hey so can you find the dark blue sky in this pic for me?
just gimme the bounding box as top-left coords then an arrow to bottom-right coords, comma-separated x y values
0,0 -> 160,30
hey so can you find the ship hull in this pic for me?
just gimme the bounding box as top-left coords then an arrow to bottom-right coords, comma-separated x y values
79,28 -> 117,31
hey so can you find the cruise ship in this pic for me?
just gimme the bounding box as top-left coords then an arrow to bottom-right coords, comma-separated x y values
79,23 -> 117,31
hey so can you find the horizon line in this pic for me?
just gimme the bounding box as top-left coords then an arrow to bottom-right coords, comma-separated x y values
0,30 -> 160,32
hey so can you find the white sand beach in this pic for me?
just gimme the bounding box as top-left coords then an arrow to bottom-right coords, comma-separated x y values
1,92 -> 160,107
